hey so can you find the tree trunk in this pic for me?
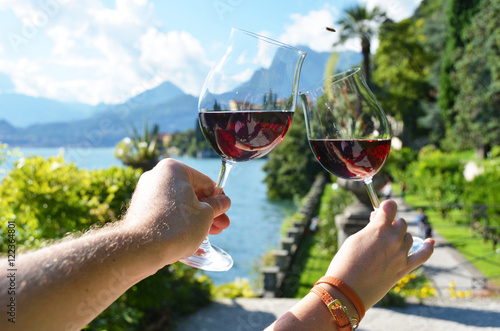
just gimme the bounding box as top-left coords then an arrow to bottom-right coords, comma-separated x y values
476,143 -> 491,159
361,38 -> 371,87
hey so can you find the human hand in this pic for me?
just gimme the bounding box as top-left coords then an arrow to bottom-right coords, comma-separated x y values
123,158 -> 231,268
326,200 -> 434,310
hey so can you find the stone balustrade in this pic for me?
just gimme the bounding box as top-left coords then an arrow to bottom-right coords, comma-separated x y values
260,173 -> 328,297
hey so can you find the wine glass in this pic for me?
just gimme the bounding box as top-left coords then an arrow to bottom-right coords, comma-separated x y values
300,67 -> 423,255
180,28 -> 306,271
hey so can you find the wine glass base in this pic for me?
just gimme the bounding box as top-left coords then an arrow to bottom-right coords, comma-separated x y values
408,236 -> 425,256
180,243 -> 234,271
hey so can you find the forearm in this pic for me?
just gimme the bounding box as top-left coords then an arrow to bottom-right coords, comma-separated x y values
0,223 -> 162,331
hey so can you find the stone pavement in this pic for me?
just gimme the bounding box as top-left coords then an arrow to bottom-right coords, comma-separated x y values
175,197 -> 500,331
174,298 -> 500,330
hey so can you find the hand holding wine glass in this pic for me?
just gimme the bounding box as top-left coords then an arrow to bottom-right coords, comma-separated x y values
300,67 -> 424,255
180,28 -> 306,271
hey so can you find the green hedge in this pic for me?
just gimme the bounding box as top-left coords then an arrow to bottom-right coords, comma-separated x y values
404,146 -> 466,217
463,158 -> 500,219
0,155 -> 141,250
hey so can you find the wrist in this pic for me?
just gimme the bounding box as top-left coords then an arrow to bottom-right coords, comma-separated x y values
113,220 -> 166,277
318,283 -> 360,328
309,275 -> 365,330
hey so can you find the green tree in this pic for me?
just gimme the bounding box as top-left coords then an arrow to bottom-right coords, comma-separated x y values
166,121 -> 211,158
263,108 -> 322,200
415,0 -> 448,145
373,18 -> 436,145
447,0 -> 500,157
334,4 -> 386,87
439,0 -> 481,124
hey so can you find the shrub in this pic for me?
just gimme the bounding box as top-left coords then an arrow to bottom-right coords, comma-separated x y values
463,158 -> 500,226
0,155 -> 141,251
87,263 -> 213,330
211,278 -> 257,299
405,146 -> 466,217
383,146 -> 418,183
316,180 -> 354,255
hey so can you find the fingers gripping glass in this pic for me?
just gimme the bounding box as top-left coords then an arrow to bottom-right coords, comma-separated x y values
180,28 -> 306,271
300,68 -> 424,255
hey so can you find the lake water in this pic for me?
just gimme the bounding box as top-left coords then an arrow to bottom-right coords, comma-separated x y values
1,147 -> 294,285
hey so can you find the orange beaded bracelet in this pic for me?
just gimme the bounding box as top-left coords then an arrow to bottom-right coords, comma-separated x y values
315,276 -> 365,322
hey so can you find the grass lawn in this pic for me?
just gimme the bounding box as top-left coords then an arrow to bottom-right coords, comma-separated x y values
291,233 -> 332,298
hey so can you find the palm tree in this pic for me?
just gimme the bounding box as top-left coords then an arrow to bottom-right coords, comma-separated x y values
335,4 -> 386,87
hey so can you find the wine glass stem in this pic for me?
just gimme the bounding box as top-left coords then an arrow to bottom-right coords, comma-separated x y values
216,159 -> 234,188
363,177 -> 380,210
201,159 -> 235,247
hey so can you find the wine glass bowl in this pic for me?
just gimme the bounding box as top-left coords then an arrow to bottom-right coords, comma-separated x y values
300,67 -> 423,255
198,110 -> 294,163
180,28 -> 306,271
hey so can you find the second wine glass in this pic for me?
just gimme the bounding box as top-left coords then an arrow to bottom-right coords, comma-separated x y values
180,28 -> 306,271
300,67 -> 423,255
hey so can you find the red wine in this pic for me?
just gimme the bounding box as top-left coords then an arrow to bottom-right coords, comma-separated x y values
199,110 -> 293,162
309,139 -> 391,180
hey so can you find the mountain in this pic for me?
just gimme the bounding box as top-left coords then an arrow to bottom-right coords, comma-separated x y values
298,46 -> 363,90
0,93 -> 98,128
0,93 -> 199,147
126,81 -> 187,108
0,48 -> 363,147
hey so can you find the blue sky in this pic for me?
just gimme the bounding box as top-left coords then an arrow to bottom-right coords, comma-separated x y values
0,0 -> 421,105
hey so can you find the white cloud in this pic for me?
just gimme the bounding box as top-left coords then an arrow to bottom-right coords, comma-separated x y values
279,1 -> 421,54
279,7 -> 339,53
1,0 -> 209,104
362,0 -> 421,22
138,28 -> 211,96
8,58 -> 44,97
88,0 -> 155,27
234,30 -> 275,68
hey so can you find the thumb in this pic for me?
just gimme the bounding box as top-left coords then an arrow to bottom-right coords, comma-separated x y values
199,194 -> 231,217
368,200 -> 398,228
407,238 -> 435,270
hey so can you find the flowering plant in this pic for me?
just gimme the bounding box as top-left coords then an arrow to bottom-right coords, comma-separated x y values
447,281 -> 472,298
381,268 -> 436,306
114,121 -> 161,171
393,269 -> 436,304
